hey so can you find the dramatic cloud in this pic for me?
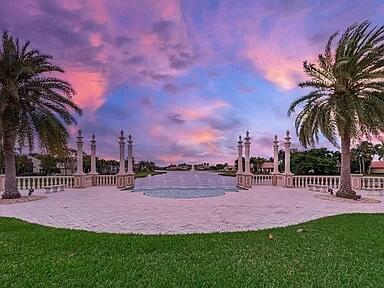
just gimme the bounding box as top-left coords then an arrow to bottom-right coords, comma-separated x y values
1,0 -> 381,164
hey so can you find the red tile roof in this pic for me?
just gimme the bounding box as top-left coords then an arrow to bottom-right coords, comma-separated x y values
370,161 -> 384,169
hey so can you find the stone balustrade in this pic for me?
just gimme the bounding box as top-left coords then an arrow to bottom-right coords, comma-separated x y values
96,175 -> 117,186
15,176 -> 74,190
253,175 -> 273,185
293,175 -> 340,189
362,177 -> 384,189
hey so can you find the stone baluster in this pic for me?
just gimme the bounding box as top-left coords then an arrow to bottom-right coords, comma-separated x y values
118,130 -> 126,175
75,130 -> 85,175
236,136 -> 244,175
244,131 -> 251,174
127,135 -> 134,174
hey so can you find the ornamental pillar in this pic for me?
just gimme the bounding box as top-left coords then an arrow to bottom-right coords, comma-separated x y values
118,130 -> 126,175
272,135 -> 280,186
236,136 -> 243,175
74,130 -> 85,176
74,130 -> 92,188
244,131 -> 251,174
127,135 -> 134,174
125,134 -> 135,188
116,130 -> 134,189
89,134 -> 98,186
242,131 -> 253,188
282,130 -> 294,188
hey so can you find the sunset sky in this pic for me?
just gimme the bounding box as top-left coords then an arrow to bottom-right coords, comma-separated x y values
1,0 -> 383,165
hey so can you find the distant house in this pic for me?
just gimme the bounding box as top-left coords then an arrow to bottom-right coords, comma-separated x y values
224,165 -> 235,172
260,161 -> 274,174
28,156 -> 42,174
370,161 -> 384,174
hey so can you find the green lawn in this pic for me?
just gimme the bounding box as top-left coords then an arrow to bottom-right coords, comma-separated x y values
1,214 -> 384,287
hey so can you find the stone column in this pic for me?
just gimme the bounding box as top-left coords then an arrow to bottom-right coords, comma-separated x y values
127,135 -> 133,174
272,135 -> 280,186
117,130 -> 131,189
236,136 -> 244,175
244,131 -> 251,174
284,131 -> 292,175
75,130 -> 84,176
89,134 -> 98,186
118,130 -> 126,175
126,134 -> 135,187
242,131 -> 253,188
74,130 -> 92,188
282,130 -> 294,188
236,135 -> 245,188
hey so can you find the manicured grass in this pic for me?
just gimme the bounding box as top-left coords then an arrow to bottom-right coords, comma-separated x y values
1,214 -> 384,287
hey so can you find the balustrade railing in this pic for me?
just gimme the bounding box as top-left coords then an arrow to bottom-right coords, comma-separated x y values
96,175 -> 117,186
16,176 -> 74,190
293,175 -> 340,189
253,174 -> 273,185
362,177 -> 384,189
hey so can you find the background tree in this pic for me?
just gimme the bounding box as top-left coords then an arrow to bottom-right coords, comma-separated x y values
288,21 -> 384,199
38,155 -> 59,176
355,141 -> 375,174
291,148 -> 339,175
0,32 -> 81,198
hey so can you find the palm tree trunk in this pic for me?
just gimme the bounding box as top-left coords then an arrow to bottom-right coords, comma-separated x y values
336,132 -> 356,199
2,130 -> 20,199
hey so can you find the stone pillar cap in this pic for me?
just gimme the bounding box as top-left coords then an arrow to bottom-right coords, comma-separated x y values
119,130 -> 126,141
77,129 -> 83,142
244,131 -> 251,142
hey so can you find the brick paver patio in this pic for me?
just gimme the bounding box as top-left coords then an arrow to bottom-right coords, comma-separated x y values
1,186 -> 383,234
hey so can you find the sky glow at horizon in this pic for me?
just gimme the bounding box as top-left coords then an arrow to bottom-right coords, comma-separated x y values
1,0 -> 383,165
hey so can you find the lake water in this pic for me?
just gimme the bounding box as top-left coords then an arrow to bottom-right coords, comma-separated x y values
134,171 -> 237,199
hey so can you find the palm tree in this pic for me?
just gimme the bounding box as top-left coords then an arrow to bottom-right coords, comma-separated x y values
288,21 -> 384,199
0,32 -> 81,199
355,141 -> 375,174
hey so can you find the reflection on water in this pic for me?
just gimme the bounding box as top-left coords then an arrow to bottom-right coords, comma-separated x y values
134,171 -> 236,199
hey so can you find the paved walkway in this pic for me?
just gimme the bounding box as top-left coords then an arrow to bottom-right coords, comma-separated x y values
1,186 -> 384,234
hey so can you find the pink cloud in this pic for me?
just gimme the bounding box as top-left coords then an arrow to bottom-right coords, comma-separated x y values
176,100 -> 230,121
64,69 -> 106,112
241,26 -> 311,90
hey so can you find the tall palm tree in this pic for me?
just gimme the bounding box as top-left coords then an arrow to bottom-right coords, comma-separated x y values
288,21 -> 384,199
0,32 -> 82,199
